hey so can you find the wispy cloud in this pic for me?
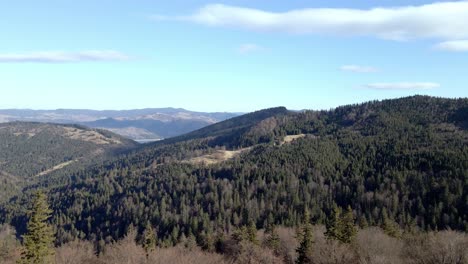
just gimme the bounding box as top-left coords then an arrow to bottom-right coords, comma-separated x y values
434,40 -> 468,52
340,65 -> 378,73
237,44 -> 265,54
364,82 -> 440,90
154,2 -> 468,41
0,50 -> 132,63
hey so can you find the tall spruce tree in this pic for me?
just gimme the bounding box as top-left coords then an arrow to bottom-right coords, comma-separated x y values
247,221 -> 259,245
296,209 -> 313,264
264,223 -> 280,253
381,208 -> 402,238
19,191 -> 55,264
341,206 -> 357,244
325,204 -> 343,242
142,222 -> 157,257
325,205 -> 357,244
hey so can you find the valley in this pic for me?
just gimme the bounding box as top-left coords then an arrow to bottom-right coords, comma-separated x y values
0,96 -> 467,263
0,108 -> 240,141
4,1 -> 468,262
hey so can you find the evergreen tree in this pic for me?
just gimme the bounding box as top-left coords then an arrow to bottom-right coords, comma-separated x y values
325,204 -> 343,242
232,226 -> 248,243
264,224 -> 280,253
341,206 -> 357,244
358,215 -> 369,229
200,231 -> 216,252
296,210 -> 313,264
325,205 -> 357,244
19,191 -> 55,264
247,221 -> 259,245
142,223 -> 156,257
381,208 -> 402,238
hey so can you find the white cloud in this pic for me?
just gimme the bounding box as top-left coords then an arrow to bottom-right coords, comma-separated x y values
237,44 -> 264,54
340,65 -> 378,73
155,2 -> 468,41
0,50 -> 132,63
434,40 -> 468,52
364,82 -> 440,90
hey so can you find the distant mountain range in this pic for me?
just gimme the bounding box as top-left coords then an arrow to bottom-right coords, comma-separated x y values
0,108 -> 241,141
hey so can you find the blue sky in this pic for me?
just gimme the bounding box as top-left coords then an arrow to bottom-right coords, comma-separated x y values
0,0 -> 467,112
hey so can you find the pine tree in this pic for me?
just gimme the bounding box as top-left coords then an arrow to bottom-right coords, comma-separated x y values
325,204 -> 343,242
142,222 -> 156,257
264,223 -> 280,253
296,209 -> 313,264
201,230 -> 216,252
19,191 -> 55,264
247,221 -> 259,245
232,225 -> 248,243
381,208 -> 401,238
325,205 -> 357,244
358,215 -> 369,229
341,206 -> 357,244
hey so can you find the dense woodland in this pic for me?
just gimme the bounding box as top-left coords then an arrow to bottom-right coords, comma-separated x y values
0,123 -> 135,178
0,123 -> 136,203
0,96 -> 467,262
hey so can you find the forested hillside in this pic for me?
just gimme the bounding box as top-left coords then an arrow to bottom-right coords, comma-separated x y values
0,122 -> 137,202
0,96 -> 467,255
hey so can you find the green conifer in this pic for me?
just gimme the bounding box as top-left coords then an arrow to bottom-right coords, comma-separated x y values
296,209 -> 313,264
341,206 -> 357,243
325,205 -> 357,244
325,204 -> 343,242
264,224 -> 280,253
19,191 -> 55,264
142,222 -> 156,256
381,208 -> 402,238
247,221 -> 259,245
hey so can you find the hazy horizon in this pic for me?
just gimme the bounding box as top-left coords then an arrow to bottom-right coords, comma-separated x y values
1,1 -> 467,112
0,94 -> 466,113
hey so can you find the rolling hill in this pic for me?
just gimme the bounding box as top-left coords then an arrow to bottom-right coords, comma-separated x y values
0,96 -> 467,248
0,108 -> 241,141
0,122 -> 137,202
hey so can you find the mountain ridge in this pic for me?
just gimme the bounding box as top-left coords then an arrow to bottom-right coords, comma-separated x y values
0,121 -> 138,202
1,96 -> 467,248
0,108 -> 241,141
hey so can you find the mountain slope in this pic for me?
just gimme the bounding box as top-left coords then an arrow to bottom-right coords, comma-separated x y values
159,106 -> 290,147
1,96 -> 467,246
0,108 -> 241,141
0,122 -> 137,203
82,118 -> 217,140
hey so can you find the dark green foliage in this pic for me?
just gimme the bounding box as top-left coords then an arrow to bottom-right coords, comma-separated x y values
381,208 -> 402,239
19,191 -> 55,264
296,210 -> 313,264
0,96 -> 467,250
0,122 -> 136,203
232,223 -> 258,245
325,205 -> 357,244
342,206 -> 357,243
325,205 -> 343,242
0,122 -> 135,178
264,224 -> 281,253
232,226 -> 249,243
141,222 -> 157,255
161,107 -> 289,148
247,221 -> 259,245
